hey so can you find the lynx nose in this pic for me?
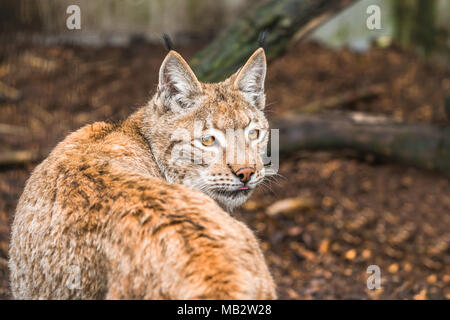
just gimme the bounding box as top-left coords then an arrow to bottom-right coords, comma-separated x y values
233,167 -> 255,183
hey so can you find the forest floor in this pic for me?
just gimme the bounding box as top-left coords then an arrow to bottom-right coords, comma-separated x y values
0,40 -> 449,299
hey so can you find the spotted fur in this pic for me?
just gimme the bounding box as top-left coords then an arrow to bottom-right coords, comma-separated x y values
9,49 -> 276,299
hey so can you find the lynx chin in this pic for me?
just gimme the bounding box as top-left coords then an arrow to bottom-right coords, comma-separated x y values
9,48 -> 276,299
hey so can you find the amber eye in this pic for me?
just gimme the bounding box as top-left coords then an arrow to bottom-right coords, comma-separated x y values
201,136 -> 215,146
248,129 -> 259,140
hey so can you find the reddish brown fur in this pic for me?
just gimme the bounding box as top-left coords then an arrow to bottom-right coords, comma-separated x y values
9,49 -> 276,299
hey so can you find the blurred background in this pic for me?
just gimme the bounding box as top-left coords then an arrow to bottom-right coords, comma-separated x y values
0,0 -> 449,299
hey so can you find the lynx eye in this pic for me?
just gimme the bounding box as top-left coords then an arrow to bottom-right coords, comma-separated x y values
201,136 -> 215,146
248,129 -> 259,140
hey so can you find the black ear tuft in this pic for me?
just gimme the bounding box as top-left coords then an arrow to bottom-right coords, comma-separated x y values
258,30 -> 267,49
162,33 -> 174,51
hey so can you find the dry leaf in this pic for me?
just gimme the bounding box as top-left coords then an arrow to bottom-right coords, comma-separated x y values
320,160 -> 341,178
243,200 -> 261,211
319,239 -> 330,254
442,274 -> 450,283
266,197 -> 316,216
413,289 -> 427,300
286,288 -> 300,299
344,249 -> 357,260
344,268 -> 353,276
426,274 -> 437,284
388,263 -> 399,274
22,53 -> 58,71
290,242 -> 316,260
361,249 -> 372,259
342,197 -> 357,210
403,263 -> 413,272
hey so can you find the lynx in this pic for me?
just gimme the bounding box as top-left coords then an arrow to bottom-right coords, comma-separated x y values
9,47 -> 276,299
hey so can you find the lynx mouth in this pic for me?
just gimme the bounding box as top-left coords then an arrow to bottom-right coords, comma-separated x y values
211,187 -> 252,198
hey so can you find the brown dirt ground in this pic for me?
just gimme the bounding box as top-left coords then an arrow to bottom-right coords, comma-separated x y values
0,40 -> 449,299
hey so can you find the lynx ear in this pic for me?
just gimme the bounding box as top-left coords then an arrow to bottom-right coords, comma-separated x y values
157,50 -> 203,113
233,48 -> 266,109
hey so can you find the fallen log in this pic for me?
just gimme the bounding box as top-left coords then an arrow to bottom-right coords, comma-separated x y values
293,84 -> 385,114
190,0 -> 357,82
272,112 -> 450,176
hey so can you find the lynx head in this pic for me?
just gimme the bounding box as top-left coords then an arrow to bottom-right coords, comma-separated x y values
143,48 -> 269,212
